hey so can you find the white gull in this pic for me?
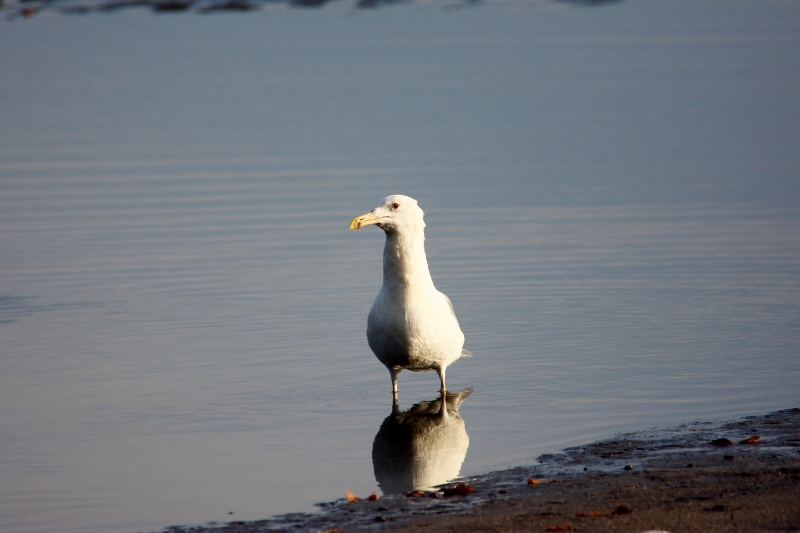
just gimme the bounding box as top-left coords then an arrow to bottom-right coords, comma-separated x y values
349,195 -> 469,397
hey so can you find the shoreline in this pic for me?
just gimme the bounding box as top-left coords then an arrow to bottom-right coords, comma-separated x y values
160,408 -> 800,533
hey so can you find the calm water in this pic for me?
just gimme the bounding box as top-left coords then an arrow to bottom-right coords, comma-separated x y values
2,1 -> 800,532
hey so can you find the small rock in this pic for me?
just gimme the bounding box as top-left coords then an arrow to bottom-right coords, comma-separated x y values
442,483 -> 473,497
612,504 -> 632,515
710,438 -> 735,447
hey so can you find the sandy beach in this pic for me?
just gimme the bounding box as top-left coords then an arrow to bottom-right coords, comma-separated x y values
160,407 -> 800,533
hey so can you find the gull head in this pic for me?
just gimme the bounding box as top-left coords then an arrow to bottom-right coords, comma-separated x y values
349,195 -> 425,234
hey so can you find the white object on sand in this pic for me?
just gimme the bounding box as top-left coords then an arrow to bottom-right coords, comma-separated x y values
350,195 -> 469,397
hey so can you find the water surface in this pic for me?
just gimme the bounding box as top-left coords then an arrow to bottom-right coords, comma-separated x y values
1,1 -> 799,532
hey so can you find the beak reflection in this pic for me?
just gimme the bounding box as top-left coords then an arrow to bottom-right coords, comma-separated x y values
372,388 -> 472,495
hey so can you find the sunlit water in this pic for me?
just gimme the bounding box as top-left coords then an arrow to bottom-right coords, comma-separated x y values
2,0 -> 800,532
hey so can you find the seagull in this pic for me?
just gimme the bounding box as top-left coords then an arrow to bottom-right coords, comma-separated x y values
349,195 -> 469,398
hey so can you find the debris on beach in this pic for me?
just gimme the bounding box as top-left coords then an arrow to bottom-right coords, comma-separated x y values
710,438 -> 735,446
740,435 -> 760,444
345,490 -> 377,502
441,483 -> 473,496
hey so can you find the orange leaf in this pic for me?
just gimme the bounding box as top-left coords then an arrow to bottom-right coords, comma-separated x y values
739,435 -> 760,444
405,490 -> 426,498
367,492 -> 378,501
345,491 -> 358,502
527,478 -> 541,485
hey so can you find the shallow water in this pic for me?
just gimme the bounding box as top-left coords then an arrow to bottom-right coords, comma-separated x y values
1,1 -> 800,532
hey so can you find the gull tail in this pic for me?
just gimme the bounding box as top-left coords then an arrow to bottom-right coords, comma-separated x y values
461,349 -> 472,357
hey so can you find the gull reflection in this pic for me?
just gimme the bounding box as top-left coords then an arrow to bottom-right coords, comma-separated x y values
372,388 -> 472,495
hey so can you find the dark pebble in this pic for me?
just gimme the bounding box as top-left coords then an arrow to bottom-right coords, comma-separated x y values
711,438 -> 735,447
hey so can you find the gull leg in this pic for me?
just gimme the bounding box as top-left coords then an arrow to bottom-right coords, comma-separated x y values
390,368 -> 400,400
437,366 -> 446,394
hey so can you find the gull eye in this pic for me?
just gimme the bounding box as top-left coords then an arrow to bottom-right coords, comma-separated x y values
391,202 -> 400,209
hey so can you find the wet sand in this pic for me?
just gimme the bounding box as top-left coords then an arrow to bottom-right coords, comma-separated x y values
160,408 -> 800,533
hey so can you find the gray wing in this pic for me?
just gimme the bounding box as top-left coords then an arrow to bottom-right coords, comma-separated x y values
443,293 -> 457,320
441,292 -> 472,357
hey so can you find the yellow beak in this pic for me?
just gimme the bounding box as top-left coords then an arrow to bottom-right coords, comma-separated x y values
349,212 -> 386,230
